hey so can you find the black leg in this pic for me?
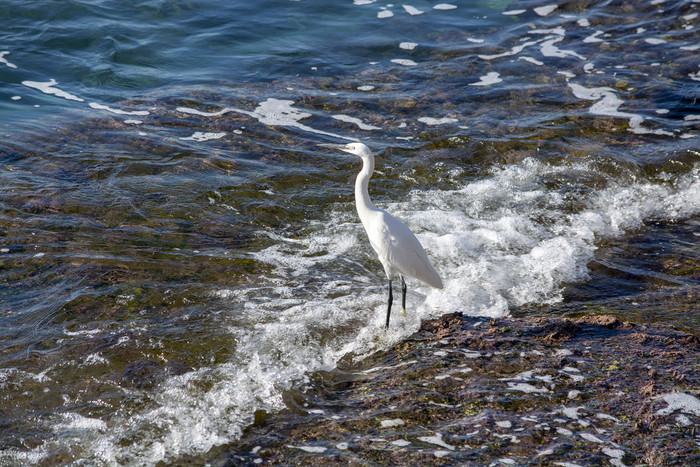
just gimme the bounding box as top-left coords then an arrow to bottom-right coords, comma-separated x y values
401,276 -> 407,316
386,279 -> 393,328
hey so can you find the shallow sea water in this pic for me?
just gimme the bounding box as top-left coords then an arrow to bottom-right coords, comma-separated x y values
0,0 -> 699,465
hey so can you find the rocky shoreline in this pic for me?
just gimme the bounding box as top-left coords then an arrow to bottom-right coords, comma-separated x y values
212,313 -> 699,466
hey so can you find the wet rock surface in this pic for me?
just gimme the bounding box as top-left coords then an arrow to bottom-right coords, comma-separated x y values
217,314 -> 699,466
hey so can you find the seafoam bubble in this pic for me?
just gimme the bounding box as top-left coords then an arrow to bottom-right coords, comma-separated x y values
0,51 -> 17,69
519,56 -> 544,66
287,445 -> 327,453
332,114 -> 381,130
391,58 -> 418,66
400,42 -> 418,50
418,117 -> 458,125
540,37 -> 586,60
181,132 -> 226,142
533,4 -> 558,16
380,418 -> 405,427
178,98 -> 356,141
583,31 -> 605,43
89,102 -> 149,116
469,71 -> 502,86
433,3 -> 457,10
21,79 -> 84,102
570,82 -> 675,135
529,27 -> 565,35
655,392 -> 700,416
402,5 -> 424,15
417,433 -> 455,450
507,382 -> 549,393
479,38 -> 545,60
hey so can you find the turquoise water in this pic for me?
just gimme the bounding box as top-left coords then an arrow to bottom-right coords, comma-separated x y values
1,0 -> 699,465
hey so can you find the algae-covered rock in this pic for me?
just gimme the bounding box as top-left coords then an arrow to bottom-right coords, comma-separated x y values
218,313 -> 699,466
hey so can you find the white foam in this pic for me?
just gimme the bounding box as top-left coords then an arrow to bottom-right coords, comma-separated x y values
562,406 -> 584,420
568,82 -> 673,136
433,3 -> 457,10
596,413 -> 620,422
469,71 -> 502,86
529,27 -> 565,35
178,98 -> 356,141
81,353 -> 109,366
181,132 -> 226,142
22,79 -> 84,102
418,117 -> 458,125
391,58 -> 418,66
381,418 -> 405,427
503,10 -> 526,16
357,85 -> 375,91
88,102 -> 149,116
689,67 -> 700,81
580,432 -> 604,443
378,10 -> 394,18
541,36 -> 586,60
11,95 -> 21,100
392,439 -> 411,446
507,382 -> 549,393
402,5 -> 424,15
577,18 -> 590,27
479,38 -> 544,60
534,4 -> 558,16
288,445 -> 327,453
655,392 -> 700,416
0,51 -> 17,69
645,38 -> 666,45
519,56 -> 544,66
603,447 -> 625,459
583,31 -> 605,43
399,42 -> 418,50
417,433 -> 455,450
332,114 -> 381,130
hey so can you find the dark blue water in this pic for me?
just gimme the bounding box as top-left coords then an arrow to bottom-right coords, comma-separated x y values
1,0 -> 698,465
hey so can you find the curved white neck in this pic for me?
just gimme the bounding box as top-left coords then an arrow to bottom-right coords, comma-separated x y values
355,154 -> 379,220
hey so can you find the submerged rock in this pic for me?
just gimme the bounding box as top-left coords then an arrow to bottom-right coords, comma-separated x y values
217,314 -> 699,466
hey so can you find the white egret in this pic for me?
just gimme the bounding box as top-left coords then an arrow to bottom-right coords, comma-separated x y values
322,142 -> 443,327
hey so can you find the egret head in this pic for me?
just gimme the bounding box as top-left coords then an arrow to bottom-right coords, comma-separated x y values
320,142 -> 372,158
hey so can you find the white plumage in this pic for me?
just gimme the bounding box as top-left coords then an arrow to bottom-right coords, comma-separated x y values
323,142 -> 442,327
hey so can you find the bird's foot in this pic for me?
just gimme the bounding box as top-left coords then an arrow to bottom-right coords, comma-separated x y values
401,307 -> 406,317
